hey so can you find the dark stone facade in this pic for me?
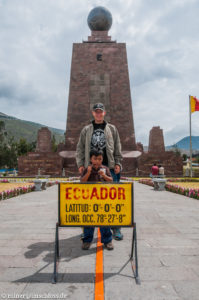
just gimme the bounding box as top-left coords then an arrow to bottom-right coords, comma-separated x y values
63,30 -> 137,175
18,152 -> 63,176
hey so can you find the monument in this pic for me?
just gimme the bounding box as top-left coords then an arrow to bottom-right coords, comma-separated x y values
36,127 -> 52,152
18,8 -> 183,177
62,6 -> 137,175
148,126 -> 165,154
18,127 -> 63,176
138,126 -> 183,176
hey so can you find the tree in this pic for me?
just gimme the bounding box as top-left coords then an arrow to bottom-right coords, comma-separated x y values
17,138 -> 36,156
17,138 -> 29,156
52,135 -> 58,152
0,126 -> 36,168
173,144 -> 181,157
0,136 -> 18,169
0,121 -> 7,143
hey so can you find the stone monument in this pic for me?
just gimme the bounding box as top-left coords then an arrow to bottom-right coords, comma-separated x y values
18,127 -> 63,176
148,126 -> 165,154
137,126 -> 183,176
63,6 -> 137,175
36,127 -> 52,152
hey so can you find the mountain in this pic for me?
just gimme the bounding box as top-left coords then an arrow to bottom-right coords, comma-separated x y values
0,112 -> 65,144
167,136 -> 199,150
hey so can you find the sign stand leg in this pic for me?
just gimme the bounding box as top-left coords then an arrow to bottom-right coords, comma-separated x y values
52,222 -> 60,284
130,223 -> 141,284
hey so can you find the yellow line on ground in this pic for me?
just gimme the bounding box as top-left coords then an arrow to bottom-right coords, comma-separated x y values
95,228 -> 104,300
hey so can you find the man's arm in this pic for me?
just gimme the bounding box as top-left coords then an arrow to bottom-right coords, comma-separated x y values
113,126 -> 123,171
76,127 -> 86,173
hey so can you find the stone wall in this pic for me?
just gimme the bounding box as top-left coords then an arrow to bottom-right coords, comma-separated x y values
18,152 -> 63,176
137,151 -> 183,177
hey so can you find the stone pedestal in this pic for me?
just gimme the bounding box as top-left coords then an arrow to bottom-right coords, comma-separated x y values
153,178 -> 167,191
34,179 -> 48,191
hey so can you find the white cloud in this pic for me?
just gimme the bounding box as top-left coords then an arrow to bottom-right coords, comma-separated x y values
0,0 -> 199,146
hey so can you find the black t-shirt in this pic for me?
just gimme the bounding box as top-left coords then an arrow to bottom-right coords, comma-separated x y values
90,121 -> 108,166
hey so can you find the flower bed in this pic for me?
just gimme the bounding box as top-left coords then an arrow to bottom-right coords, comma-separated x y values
0,179 -> 57,201
167,178 -> 199,182
139,178 -> 154,187
165,184 -> 199,200
0,184 -> 35,200
138,179 -> 199,200
0,179 -> 9,183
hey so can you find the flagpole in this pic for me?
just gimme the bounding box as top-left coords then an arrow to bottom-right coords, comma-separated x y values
189,95 -> 193,177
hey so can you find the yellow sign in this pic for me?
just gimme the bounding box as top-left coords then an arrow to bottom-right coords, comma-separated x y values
59,182 -> 133,226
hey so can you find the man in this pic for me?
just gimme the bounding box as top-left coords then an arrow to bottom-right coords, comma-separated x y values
76,102 -> 123,240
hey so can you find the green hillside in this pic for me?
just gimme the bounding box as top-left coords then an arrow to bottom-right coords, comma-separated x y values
0,112 -> 65,144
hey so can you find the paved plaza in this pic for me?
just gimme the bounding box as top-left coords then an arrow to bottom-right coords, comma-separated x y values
0,182 -> 199,299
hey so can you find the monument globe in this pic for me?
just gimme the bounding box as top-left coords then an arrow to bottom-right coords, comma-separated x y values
87,6 -> 112,31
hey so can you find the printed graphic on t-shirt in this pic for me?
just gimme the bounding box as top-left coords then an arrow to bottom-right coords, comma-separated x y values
91,129 -> 106,150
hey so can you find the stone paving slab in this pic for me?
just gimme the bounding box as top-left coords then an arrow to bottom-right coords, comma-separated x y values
0,183 -> 198,299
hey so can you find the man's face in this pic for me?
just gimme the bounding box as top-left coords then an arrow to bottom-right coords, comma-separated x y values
90,155 -> 103,169
92,109 -> 106,123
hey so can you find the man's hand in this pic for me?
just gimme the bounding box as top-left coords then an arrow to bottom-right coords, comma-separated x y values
114,165 -> 121,174
78,166 -> 85,174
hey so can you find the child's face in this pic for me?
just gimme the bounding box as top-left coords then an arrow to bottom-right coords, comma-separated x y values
90,155 -> 103,169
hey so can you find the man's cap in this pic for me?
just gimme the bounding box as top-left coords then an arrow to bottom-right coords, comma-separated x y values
92,103 -> 105,111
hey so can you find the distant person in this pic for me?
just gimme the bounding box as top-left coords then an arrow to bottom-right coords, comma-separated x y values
158,165 -> 164,176
81,149 -> 114,250
151,163 -> 159,176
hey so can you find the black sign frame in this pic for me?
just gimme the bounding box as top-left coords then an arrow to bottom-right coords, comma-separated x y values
52,181 -> 140,285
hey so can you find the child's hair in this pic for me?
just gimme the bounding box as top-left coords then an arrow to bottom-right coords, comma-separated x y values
90,149 -> 103,158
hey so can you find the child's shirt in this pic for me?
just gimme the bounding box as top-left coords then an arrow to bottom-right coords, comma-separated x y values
81,165 -> 111,182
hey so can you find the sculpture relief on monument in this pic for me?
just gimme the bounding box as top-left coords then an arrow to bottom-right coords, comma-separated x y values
63,6 -> 138,175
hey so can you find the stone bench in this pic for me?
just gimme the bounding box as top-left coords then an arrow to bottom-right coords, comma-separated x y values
34,179 -> 48,191
152,177 -> 167,191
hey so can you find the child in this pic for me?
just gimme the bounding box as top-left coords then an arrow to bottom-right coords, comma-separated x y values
81,149 -> 114,250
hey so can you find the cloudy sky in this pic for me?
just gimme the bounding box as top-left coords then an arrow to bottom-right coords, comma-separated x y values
0,0 -> 199,146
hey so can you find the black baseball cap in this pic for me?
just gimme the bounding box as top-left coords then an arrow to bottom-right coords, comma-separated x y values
92,103 -> 105,111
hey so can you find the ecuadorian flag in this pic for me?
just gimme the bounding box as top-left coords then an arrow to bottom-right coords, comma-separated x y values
190,96 -> 199,113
